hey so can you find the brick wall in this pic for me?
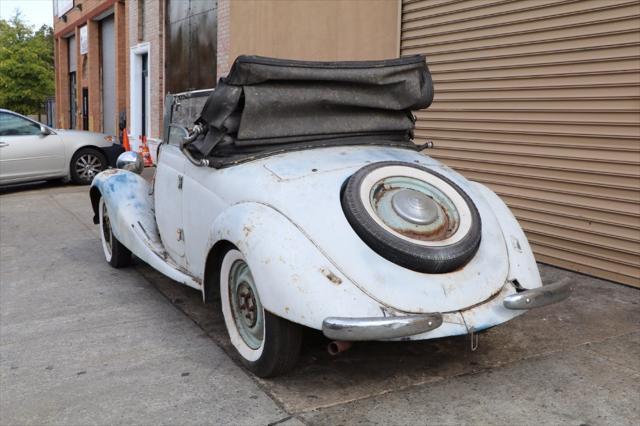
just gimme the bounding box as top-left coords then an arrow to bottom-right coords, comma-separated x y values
54,37 -> 70,129
216,0 -> 231,77
87,20 -> 100,131
53,0 -> 125,134
115,1 -> 128,134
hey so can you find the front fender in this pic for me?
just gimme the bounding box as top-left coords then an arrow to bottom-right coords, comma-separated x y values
208,202 -> 386,330
91,169 -> 155,246
90,169 -> 201,289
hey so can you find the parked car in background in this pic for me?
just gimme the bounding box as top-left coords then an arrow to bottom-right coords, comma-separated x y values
0,109 -> 124,185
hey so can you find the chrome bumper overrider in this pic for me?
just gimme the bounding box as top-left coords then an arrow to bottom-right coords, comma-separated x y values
322,313 -> 443,341
503,278 -> 573,310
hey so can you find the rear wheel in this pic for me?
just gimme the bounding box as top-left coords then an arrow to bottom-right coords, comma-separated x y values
220,248 -> 302,377
99,198 -> 132,268
70,148 -> 107,184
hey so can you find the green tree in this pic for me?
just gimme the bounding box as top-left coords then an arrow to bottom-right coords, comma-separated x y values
0,11 -> 54,115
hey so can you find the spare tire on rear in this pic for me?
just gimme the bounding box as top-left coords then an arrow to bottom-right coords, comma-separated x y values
341,161 -> 481,274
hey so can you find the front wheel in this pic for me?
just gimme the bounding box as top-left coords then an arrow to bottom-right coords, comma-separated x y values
70,148 -> 107,184
220,248 -> 302,378
99,198 -> 132,268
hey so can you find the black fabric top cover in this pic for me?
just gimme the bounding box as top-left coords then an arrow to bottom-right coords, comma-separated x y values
191,55 -> 434,166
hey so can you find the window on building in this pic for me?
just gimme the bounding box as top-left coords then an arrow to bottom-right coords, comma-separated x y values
69,72 -> 77,129
141,53 -> 148,137
68,34 -> 77,129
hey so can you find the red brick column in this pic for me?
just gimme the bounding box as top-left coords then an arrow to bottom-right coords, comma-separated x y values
75,26 -> 82,130
115,1 -> 128,133
55,37 -> 70,129
87,20 -> 101,132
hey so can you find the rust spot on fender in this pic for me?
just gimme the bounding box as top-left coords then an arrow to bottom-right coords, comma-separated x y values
242,224 -> 254,238
320,268 -> 342,285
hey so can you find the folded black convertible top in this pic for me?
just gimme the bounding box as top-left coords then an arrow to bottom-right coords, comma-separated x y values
191,55 -> 434,166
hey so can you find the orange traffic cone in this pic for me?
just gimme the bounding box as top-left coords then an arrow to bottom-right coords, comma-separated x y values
138,135 -> 153,167
122,128 -> 130,151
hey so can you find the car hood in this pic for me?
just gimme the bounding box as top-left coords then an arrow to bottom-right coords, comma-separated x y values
207,145 -> 509,313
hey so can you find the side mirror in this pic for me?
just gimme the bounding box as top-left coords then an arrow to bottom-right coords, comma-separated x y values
40,125 -> 52,136
116,151 -> 144,175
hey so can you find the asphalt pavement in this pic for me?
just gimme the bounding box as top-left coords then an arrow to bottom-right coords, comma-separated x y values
1,181 -> 638,426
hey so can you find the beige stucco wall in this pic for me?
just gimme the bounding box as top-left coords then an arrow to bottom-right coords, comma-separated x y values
218,0 -> 400,75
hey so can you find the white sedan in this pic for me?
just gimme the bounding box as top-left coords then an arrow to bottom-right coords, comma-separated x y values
0,109 -> 124,185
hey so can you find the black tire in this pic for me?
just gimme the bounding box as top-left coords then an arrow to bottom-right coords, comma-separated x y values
70,148 -> 107,185
99,198 -> 132,268
342,161 -> 481,274
248,311 -> 302,378
220,247 -> 302,378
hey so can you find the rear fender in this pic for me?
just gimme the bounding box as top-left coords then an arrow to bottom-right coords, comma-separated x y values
90,169 -> 201,289
208,202 -> 384,329
471,182 -> 541,289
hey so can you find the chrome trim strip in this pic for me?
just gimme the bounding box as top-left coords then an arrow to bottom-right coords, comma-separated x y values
503,278 -> 573,310
322,313 -> 443,341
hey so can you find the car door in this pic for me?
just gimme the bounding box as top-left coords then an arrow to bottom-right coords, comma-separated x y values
0,112 -> 66,183
154,127 -> 187,267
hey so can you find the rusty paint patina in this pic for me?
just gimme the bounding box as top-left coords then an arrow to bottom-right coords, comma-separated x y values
91,144 -> 542,339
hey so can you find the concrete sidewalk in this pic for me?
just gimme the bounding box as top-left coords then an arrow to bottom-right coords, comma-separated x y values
1,182 -> 639,425
0,183 -> 292,426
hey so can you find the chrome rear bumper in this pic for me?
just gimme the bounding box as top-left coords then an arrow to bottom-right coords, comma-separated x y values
503,278 -> 573,310
322,313 -> 443,341
322,279 -> 573,341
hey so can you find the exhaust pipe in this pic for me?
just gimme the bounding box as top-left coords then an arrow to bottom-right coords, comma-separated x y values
327,340 -> 353,356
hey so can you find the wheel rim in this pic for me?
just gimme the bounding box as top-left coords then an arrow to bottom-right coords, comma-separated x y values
76,153 -> 103,181
101,202 -> 112,257
358,165 -> 473,247
369,176 -> 460,242
228,259 -> 264,350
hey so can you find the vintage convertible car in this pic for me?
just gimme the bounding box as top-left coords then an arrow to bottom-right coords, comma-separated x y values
90,56 -> 572,377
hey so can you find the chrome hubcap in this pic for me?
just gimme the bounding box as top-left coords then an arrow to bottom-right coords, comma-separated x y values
370,176 -> 460,241
391,189 -> 440,225
229,260 -> 263,349
76,154 -> 102,180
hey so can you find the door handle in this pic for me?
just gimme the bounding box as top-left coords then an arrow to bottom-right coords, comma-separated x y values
0,142 -> 9,148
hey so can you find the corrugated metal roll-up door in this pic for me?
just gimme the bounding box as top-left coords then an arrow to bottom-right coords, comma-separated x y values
401,0 -> 640,287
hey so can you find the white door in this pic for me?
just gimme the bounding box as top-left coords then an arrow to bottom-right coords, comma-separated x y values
0,112 -> 65,183
129,44 -> 150,152
154,142 -> 186,266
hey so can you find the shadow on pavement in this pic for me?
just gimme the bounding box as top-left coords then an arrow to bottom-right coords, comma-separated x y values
134,261 -> 640,413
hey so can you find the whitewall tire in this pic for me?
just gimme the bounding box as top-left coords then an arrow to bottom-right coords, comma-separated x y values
219,247 -> 302,377
99,198 -> 132,268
